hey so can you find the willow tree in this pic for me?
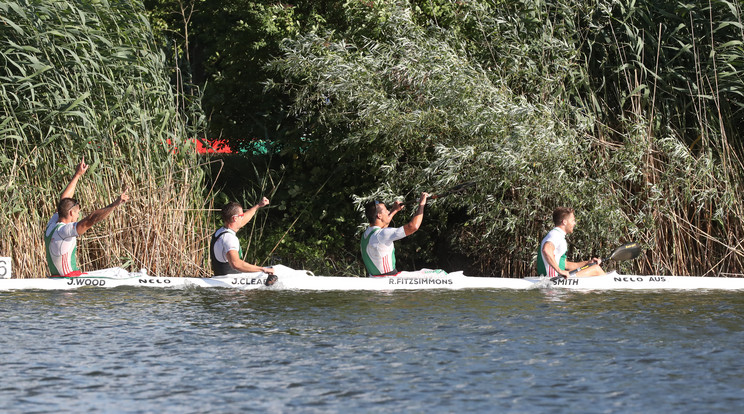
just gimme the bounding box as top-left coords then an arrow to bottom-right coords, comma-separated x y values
0,0 -> 210,277
269,3 -> 605,275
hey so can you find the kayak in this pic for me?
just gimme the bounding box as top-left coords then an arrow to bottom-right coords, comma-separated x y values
525,272 -> 744,291
0,265 -> 533,291
2,265 -> 743,291
0,267 -> 264,291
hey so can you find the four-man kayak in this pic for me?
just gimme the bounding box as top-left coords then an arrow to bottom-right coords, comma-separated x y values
1,265 -> 743,291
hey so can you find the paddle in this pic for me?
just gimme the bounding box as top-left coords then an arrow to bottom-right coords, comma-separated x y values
549,242 -> 642,282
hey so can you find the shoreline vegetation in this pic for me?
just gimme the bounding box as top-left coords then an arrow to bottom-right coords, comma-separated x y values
1,1 -> 211,278
3,1 -> 744,278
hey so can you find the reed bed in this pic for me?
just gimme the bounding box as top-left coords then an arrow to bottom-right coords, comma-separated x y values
1,0 -> 211,278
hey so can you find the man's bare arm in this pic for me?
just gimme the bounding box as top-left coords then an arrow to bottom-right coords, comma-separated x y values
60,158 -> 88,201
403,192 -> 429,236
76,190 -> 128,235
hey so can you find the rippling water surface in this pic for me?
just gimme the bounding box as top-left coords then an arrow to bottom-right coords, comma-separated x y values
1,287 -> 743,413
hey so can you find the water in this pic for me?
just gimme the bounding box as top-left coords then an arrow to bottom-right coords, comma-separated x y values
1,287 -> 743,413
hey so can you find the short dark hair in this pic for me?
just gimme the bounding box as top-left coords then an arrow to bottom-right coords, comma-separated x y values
58,198 -> 78,218
364,201 -> 380,223
221,202 -> 243,223
553,207 -> 574,226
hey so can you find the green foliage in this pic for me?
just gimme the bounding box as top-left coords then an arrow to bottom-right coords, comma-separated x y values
141,0 -> 744,276
581,0 -> 744,145
269,2 -> 599,275
269,0 -> 744,276
144,0 -> 348,151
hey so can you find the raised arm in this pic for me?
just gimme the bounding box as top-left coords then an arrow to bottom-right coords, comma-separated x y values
60,158 -> 89,201
403,192 -> 429,236
76,189 -> 129,235
381,200 -> 405,223
236,197 -> 269,228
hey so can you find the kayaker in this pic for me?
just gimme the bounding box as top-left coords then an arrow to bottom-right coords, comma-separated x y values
210,200 -> 276,284
537,207 -> 604,278
45,157 -> 129,277
361,192 -> 429,277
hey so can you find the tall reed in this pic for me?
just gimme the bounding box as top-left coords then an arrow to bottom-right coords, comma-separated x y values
1,0 -> 210,278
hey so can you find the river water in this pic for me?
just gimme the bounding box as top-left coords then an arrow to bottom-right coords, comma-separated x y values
1,287 -> 743,413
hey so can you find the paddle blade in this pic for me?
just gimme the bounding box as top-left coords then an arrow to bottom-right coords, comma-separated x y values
608,243 -> 642,262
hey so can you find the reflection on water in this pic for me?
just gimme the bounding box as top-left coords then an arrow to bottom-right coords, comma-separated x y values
1,288 -> 743,413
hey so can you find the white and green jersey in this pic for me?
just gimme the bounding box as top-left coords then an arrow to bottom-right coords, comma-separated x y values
537,227 -> 567,277
44,213 -> 80,276
360,226 -> 406,276
209,227 -> 245,275
211,228 -> 241,264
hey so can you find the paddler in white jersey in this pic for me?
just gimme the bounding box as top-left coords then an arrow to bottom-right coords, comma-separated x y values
210,200 -> 276,284
45,158 -> 129,277
537,207 -> 604,278
360,192 -> 429,277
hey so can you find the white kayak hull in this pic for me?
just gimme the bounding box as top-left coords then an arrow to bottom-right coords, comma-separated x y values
2,266 -> 744,291
274,267 -> 534,291
0,266 -> 532,291
525,271 -> 744,290
0,268 -> 269,291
